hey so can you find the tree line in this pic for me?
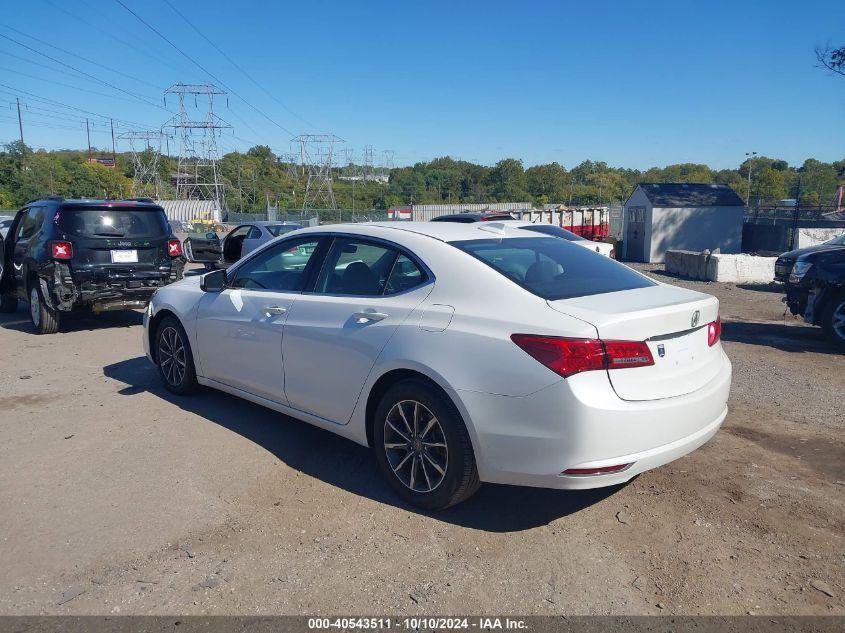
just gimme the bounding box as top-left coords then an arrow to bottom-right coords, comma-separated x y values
1,140 -> 842,211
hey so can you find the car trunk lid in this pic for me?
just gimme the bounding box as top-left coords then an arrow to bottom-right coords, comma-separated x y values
548,284 -> 722,401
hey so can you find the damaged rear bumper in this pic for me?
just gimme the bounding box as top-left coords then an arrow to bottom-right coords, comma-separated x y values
46,262 -> 183,312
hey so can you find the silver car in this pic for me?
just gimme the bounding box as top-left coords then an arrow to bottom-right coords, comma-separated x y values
222,222 -> 303,262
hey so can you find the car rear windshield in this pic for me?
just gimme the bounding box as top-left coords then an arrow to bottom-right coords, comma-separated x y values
450,236 -> 655,300
266,224 -> 302,237
519,224 -> 582,241
57,205 -> 169,239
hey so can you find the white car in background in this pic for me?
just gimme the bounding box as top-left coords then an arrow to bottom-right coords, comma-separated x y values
143,222 -> 731,510
495,220 -> 615,257
0,216 -> 14,239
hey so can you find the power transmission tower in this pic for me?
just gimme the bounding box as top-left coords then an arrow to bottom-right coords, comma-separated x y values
361,145 -> 375,182
293,134 -> 342,211
382,149 -> 395,170
164,83 -> 231,212
281,151 -> 300,179
119,130 -> 170,198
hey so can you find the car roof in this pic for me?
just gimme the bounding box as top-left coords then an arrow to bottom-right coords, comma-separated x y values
494,219 -> 590,238
431,212 -> 515,221
293,221 -> 546,243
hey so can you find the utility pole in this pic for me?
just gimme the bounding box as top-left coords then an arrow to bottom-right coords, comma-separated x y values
745,151 -> 757,208
110,118 -> 117,165
15,97 -> 24,147
86,118 -> 92,163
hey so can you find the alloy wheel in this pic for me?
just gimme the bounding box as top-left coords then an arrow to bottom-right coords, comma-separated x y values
30,287 -> 40,327
833,301 -> 845,341
383,400 -> 449,493
158,326 -> 187,387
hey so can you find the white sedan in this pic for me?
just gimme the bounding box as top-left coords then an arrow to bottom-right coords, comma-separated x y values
496,220 -> 615,257
143,221 -> 731,510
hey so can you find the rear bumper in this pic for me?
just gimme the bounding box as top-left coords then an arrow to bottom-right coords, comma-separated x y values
46,262 -> 183,311
459,350 -> 732,490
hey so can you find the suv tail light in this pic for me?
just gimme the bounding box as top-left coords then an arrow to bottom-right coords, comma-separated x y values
511,334 -> 654,378
50,241 -> 73,260
707,317 -> 721,347
167,239 -> 182,257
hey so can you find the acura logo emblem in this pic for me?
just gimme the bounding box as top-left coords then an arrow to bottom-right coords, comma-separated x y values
691,310 -> 700,328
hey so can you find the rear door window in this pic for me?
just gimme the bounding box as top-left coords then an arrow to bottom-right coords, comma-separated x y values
450,236 -> 654,300
57,206 -> 169,238
315,238 -> 399,296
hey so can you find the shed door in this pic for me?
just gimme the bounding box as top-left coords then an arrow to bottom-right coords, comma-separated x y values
625,206 -> 646,262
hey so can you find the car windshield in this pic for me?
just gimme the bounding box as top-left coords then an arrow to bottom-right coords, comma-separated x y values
825,233 -> 845,246
519,224 -> 583,241
266,224 -> 302,237
450,236 -> 654,300
57,205 -> 169,238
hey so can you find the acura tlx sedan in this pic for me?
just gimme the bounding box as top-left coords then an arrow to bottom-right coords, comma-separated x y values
143,221 -> 731,510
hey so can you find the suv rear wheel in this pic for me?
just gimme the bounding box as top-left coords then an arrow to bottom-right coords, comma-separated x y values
29,283 -> 59,334
821,293 -> 845,350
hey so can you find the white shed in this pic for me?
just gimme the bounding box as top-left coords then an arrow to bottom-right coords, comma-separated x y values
622,183 -> 745,263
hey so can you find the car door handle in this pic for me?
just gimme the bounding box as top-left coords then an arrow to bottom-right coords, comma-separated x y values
352,311 -> 388,323
265,305 -> 288,317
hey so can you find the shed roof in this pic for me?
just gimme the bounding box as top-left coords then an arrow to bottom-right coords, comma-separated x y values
636,183 -> 745,207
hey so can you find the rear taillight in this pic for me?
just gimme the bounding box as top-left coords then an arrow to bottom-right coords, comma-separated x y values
603,340 -> 654,369
168,239 -> 182,257
609,248 -> 616,259
511,334 -> 654,379
707,316 -> 721,346
50,241 -> 73,260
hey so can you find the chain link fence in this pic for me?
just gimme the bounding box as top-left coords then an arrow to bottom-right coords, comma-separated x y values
224,209 -> 390,225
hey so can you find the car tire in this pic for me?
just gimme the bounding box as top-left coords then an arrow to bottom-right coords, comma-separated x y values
373,378 -> 480,510
821,293 -> 845,350
155,316 -> 198,395
0,292 -> 18,313
29,282 -> 59,334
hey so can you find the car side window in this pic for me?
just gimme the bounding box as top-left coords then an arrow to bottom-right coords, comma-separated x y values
230,238 -> 321,292
384,254 -> 427,295
229,226 -> 251,239
315,238 -> 399,296
247,226 -> 262,239
16,208 -> 40,240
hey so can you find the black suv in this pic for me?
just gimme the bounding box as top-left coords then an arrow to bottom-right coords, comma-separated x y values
0,197 -> 184,333
777,233 -> 845,349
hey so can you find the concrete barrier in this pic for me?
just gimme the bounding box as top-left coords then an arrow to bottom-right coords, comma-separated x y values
665,250 -> 777,283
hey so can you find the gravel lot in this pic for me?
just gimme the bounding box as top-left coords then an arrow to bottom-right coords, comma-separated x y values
0,264 -> 842,615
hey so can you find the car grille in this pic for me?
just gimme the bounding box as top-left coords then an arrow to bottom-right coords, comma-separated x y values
775,258 -> 794,280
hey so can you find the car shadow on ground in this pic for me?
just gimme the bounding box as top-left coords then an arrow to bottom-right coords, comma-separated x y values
103,356 -> 622,533
0,304 -> 143,333
721,319 -> 839,355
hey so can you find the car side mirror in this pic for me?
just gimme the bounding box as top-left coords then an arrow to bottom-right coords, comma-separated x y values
201,268 -> 227,292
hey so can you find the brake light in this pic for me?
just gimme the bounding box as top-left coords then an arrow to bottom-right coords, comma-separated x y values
167,239 -> 182,257
50,241 -> 72,260
603,340 -> 654,369
707,316 -> 721,346
511,334 -> 654,378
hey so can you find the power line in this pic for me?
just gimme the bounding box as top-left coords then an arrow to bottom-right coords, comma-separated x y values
0,31 -> 163,109
160,0 -> 321,132
114,0 -> 296,137
0,23 -> 164,92
0,84 -> 157,130
39,0 -> 197,77
0,61 -> 171,108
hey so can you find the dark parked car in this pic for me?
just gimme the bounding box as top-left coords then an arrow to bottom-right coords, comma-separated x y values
0,197 -> 184,333
183,221 -> 303,270
430,211 -> 515,223
777,233 -> 845,348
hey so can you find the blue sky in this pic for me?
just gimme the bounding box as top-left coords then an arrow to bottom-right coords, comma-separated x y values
0,0 -> 843,170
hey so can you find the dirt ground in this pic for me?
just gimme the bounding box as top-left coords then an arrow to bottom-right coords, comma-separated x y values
0,264 -> 842,616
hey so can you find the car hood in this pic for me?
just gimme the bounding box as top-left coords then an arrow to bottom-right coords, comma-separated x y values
779,243 -> 845,260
